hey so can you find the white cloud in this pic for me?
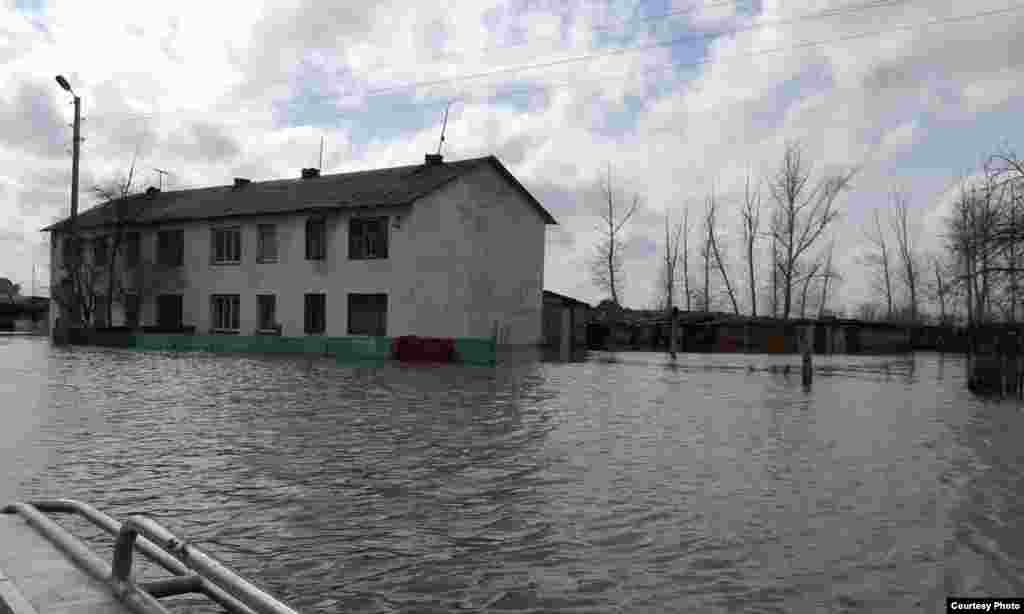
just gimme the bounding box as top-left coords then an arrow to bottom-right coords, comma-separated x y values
0,0 -> 1022,315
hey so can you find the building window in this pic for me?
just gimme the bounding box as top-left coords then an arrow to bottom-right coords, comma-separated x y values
157,229 -> 184,267
257,294 -> 277,331
257,224 -> 278,262
304,293 -> 326,334
349,217 -> 388,260
62,237 -> 81,266
157,294 -> 183,330
94,295 -> 108,326
212,227 -> 241,264
348,293 -> 387,336
305,217 -> 326,260
93,237 -> 108,267
124,293 -> 140,328
124,232 -> 141,268
211,294 -> 241,332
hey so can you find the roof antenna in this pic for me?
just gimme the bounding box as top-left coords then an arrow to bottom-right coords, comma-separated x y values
436,100 -> 453,156
153,168 -> 170,191
319,136 -> 325,170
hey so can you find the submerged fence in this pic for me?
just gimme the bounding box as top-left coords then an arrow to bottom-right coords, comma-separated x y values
63,329 -> 497,366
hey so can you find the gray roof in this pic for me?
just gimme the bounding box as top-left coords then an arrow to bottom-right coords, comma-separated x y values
43,155 -> 556,232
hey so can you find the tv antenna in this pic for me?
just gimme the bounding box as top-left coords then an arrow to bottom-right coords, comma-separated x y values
152,168 -> 171,190
436,100 -> 453,156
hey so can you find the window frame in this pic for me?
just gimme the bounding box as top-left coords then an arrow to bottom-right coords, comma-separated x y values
304,293 -> 326,335
305,216 -> 327,261
210,294 -> 241,333
92,237 -> 108,267
157,229 -> 185,267
257,224 -> 278,263
211,226 -> 242,265
156,294 -> 184,330
124,232 -> 141,268
347,293 -> 388,336
124,292 -> 140,328
348,216 -> 389,260
257,294 -> 278,332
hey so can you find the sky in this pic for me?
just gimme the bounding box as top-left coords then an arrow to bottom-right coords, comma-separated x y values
2,0 -> 1024,315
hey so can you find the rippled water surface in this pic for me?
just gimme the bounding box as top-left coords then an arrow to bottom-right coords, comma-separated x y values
2,336 -> 1023,613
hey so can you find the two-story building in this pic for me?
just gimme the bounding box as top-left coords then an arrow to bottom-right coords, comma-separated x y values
44,154 -> 557,346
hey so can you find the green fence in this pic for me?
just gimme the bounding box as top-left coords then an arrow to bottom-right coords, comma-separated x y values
118,333 -> 496,366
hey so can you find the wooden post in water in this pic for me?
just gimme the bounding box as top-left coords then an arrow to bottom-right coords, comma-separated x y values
669,307 -> 678,359
801,324 -> 813,388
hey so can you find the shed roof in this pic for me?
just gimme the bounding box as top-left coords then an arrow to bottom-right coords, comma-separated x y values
42,155 -> 556,232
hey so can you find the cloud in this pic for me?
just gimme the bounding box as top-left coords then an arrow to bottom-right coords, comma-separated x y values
0,0 -> 1022,310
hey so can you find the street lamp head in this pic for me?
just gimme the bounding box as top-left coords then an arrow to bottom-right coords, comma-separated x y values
55,75 -> 72,93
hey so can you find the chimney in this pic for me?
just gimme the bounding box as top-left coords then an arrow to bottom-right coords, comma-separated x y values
145,186 -> 160,197
301,168 -> 320,179
233,177 -> 251,189
425,153 -> 443,166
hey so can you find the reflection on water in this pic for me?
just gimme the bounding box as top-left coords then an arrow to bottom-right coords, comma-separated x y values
1,338 -> 1021,613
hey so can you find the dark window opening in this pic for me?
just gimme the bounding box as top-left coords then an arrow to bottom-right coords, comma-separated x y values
211,227 -> 241,264
157,294 -> 183,330
124,293 -> 140,328
157,229 -> 185,267
349,217 -> 389,260
304,293 -> 326,334
348,293 -> 387,336
258,224 -> 278,262
306,217 -> 326,260
93,237 -> 108,267
211,294 -> 241,332
257,295 -> 277,331
124,232 -> 141,268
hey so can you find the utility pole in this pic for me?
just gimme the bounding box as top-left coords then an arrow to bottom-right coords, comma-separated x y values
56,75 -> 82,332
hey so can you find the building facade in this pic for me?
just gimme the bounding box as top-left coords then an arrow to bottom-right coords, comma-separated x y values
45,155 -> 556,346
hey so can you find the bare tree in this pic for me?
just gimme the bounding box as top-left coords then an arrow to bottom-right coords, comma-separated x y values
590,165 -> 640,306
798,258 -> 823,318
741,173 -> 761,316
817,241 -> 840,318
863,209 -> 895,320
682,204 -> 692,311
91,155 -> 139,327
657,210 -> 684,311
768,141 -> 857,320
706,189 -> 740,314
700,195 -> 713,312
890,188 -> 920,322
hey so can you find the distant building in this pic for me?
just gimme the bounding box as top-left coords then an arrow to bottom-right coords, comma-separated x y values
542,290 -> 590,351
43,155 -> 557,345
0,296 -> 49,333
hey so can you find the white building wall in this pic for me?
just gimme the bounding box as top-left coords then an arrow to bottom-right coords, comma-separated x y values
48,165 -> 549,343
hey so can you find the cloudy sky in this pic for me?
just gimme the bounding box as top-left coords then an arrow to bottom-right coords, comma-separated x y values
2,0 -> 1023,314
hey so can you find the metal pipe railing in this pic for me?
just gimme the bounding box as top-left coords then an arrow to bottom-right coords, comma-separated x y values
1,502 -> 171,614
113,515 -> 300,614
27,499 -> 259,614
3,500 -> 299,614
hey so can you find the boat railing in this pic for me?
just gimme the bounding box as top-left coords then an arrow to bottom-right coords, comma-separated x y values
2,499 -> 300,614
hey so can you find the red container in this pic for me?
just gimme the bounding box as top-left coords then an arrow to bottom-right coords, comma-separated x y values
393,335 -> 456,362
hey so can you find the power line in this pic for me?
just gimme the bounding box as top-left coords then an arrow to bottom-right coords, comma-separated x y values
82,0 -> 898,123
344,0 -> 912,99
70,2 -> 1024,129
408,1 -> 1024,104
412,0 -> 747,65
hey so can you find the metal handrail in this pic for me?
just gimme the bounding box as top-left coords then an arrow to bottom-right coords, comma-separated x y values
2,499 -> 300,614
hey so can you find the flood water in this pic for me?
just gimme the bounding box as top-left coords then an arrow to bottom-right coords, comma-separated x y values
1,335 -> 1022,613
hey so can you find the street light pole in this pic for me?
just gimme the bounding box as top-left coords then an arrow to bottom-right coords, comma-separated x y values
56,75 -> 82,332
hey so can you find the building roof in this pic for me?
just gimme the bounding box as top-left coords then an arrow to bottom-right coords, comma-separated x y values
543,290 -> 591,308
42,155 -> 557,232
